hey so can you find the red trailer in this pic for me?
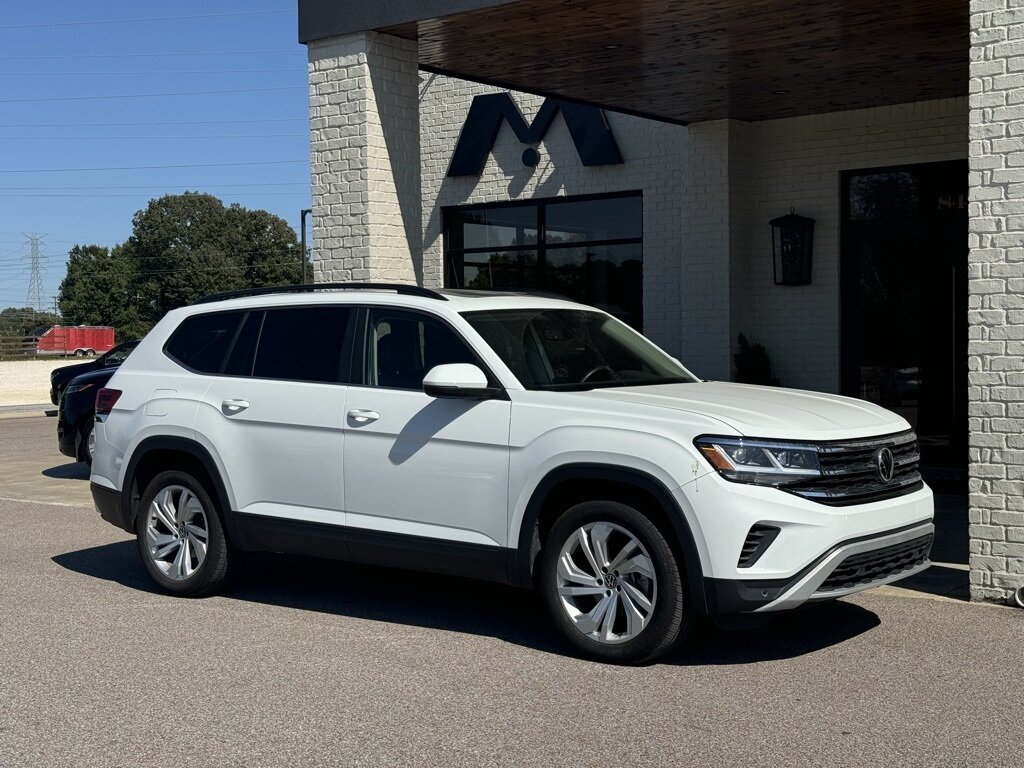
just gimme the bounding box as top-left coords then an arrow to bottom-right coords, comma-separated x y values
32,325 -> 115,357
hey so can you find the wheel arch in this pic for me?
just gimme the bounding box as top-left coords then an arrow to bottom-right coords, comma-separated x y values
511,464 -> 708,614
121,436 -> 236,542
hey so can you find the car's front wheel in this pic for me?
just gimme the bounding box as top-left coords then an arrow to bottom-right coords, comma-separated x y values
136,470 -> 229,596
539,500 -> 691,664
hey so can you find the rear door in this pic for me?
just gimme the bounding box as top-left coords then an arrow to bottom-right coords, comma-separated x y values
192,305 -> 355,530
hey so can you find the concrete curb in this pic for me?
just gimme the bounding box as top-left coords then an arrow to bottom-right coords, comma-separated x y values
0,404 -> 55,421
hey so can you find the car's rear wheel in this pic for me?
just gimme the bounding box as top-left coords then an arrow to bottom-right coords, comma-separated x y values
539,500 -> 691,664
136,470 -> 229,596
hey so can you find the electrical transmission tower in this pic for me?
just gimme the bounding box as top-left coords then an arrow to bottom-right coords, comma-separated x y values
24,233 -> 46,312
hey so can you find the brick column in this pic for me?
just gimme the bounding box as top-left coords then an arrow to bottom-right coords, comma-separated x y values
968,0 -> 1024,603
307,32 -> 421,283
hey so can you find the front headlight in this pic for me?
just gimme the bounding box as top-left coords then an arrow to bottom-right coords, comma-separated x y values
695,436 -> 821,486
65,382 -> 96,395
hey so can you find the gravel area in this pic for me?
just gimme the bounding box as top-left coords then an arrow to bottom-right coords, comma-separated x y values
0,359 -> 82,406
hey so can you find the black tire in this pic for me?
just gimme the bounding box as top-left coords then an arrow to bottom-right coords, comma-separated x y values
539,500 -> 691,664
135,470 -> 229,597
76,420 -> 94,466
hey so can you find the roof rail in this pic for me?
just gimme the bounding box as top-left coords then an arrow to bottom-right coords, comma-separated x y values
195,282 -> 448,305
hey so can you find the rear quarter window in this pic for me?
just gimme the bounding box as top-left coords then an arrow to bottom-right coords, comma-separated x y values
164,310 -> 245,374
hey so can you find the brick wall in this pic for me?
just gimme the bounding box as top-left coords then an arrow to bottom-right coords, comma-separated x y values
308,32 -> 420,283
420,74 -> 967,388
419,74 -> 692,368
733,99 -> 967,393
967,0 -> 1024,603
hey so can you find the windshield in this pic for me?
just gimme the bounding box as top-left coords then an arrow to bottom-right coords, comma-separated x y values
462,308 -> 697,390
103,340 -> 139,365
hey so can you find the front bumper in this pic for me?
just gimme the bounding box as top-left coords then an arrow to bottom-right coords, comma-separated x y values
56,418 -> 76,459
704,521 -> 933,613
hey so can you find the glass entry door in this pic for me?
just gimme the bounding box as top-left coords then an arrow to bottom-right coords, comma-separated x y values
841,160 -> 968,483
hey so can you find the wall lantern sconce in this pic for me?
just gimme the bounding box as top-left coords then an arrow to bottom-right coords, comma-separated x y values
770,208 -> 814,286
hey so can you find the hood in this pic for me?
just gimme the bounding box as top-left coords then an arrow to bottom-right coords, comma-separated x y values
580,381 -> 909,441
51,360 -> 97,383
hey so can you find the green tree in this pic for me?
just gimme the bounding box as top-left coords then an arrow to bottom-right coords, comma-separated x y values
0,307 -> 62,359
125,193 -> 303,324
0,306 -> 60,336
58,193 -> 307,339
58,245 -> 140,339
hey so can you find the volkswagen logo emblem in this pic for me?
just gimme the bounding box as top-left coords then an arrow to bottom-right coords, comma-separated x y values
874,447 -> 895,483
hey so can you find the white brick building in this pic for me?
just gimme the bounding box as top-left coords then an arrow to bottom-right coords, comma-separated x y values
300,0 -> 1024,605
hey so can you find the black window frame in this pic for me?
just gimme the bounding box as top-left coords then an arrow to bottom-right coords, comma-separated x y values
442,191 -> 643,329
351,305 -> 503,393
163,309 -> 250,376
163,304 -> 359,385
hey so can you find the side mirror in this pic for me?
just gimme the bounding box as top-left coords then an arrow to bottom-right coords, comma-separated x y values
423,363 -> 501,400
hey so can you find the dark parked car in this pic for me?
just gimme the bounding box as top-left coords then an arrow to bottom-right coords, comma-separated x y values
57,368 -> 117,466
50,340 -> 138,405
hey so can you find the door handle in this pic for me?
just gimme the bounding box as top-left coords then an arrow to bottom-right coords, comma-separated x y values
347,409 -> 380,423
221,399 -> 250,415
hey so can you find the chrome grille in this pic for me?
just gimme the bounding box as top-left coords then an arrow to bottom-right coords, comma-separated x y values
787,431 -> 922,506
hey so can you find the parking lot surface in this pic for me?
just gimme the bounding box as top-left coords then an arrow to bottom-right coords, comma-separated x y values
1,415 -> 1022,767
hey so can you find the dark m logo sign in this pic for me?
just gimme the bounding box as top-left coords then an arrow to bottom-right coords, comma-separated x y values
447,93 -> 623,177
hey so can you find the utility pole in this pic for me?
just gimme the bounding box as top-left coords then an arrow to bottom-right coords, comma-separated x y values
24,233 -> 46,323
300,208 -> 312,285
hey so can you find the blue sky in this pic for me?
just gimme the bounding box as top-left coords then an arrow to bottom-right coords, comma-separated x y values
0,1 -> 310,311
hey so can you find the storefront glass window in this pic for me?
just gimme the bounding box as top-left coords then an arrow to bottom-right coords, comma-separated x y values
444,192 -> 643,329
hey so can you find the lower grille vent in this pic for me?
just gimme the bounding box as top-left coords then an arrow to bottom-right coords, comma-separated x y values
818,534 -> 932,592
738,524 -> 781,568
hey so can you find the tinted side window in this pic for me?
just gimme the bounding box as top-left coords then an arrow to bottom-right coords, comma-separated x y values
366,309 -> 478,390
223,311 -> 263,377
252,306 -> 352,384
165,311 -> 244,374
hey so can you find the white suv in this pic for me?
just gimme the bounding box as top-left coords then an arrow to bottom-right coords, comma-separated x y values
90,284 -> 934,663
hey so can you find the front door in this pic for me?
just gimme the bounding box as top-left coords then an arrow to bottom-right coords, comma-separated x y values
342,306 -> 512,553
841,160 -> 968,486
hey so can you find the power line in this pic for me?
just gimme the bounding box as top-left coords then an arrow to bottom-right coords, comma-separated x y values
0,9 -> 293,31
0,134 -> 306,140
0,85 -> 304,103
0,118 -> 306,127
0,68 -> 301,75
0,49 -> 297,61
0,183 -> 307,190
0,160 -> 306,173
0,192 -> 310,198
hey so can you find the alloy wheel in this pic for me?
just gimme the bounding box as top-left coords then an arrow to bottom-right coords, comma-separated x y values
143,485 -> 210,581
555,521 -> 658,644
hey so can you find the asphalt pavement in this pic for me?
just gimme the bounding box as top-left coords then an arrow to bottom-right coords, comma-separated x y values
1,415 -> 1022,767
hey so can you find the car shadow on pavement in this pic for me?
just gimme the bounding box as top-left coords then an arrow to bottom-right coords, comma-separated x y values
41,462 -> 90,481
53,541 -> 881,665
